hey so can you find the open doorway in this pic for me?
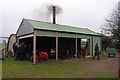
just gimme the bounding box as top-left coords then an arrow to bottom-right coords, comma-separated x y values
58,37 -> 75,60
36,36 -> 56,60
19,37 -> 33,61
81,39 -> 90,57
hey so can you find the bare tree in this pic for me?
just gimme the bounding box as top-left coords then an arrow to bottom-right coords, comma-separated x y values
103,1 -> 120,49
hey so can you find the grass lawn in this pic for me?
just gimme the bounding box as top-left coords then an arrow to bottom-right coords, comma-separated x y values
2,55 -> 118,78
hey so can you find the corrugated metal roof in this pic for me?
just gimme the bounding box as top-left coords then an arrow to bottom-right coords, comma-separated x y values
25,19 -> 99,36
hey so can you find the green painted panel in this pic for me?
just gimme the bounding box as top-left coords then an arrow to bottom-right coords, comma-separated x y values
36,30 -> 89,39
77,34 -> 90,39
36,30 -> 56,37
90,36 -> 93,56
58,33 -> 76,38
93,36 -> 101,56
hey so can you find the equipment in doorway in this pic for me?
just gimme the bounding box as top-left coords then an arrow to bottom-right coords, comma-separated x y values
32,51 -> 48,62
49,49 -> 56,59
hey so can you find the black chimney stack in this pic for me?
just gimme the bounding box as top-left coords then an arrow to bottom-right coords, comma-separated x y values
53,6 -> 56,24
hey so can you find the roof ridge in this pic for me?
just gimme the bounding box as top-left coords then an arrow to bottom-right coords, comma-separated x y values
85,28 -> 99,34
25,18 -> 52,24
25,18 -> 87,30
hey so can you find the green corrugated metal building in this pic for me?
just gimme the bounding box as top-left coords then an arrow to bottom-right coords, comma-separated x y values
16,18 -> 101,64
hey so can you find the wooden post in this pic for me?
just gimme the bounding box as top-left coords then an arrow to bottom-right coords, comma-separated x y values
100,36 -> 102,53
56,32 -> 58,61
76,34 -> 77,58
90,35 -> 91,56
33,30 -> 36,64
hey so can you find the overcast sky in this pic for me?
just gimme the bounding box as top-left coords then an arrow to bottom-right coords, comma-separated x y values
1,0 -> 119,37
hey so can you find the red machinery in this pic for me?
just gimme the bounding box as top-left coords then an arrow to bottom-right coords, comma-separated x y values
32,51 -> 48,62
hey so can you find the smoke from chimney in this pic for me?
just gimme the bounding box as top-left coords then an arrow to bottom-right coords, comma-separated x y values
35,4 -> 62,23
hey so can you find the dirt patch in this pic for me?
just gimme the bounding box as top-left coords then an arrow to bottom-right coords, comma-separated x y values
64,53 -> 118,77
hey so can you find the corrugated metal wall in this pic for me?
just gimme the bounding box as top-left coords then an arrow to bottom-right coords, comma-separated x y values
17,20 -> 33,36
